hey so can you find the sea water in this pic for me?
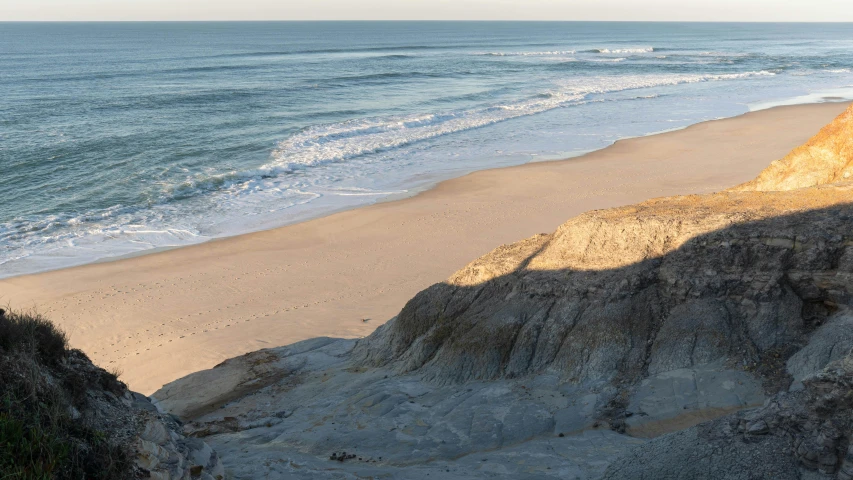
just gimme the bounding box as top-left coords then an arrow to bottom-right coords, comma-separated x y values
2,21 -> 853,278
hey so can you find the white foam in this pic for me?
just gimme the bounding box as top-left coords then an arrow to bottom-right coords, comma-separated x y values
792,68 -> 852,77
479,50 -> 576,57
748,85 -> 853,111
0,211 -> 209,278
321,186 -> 409,197
265,71 -> 775,176
556,71 -> 775,95
595,47 -> 654,54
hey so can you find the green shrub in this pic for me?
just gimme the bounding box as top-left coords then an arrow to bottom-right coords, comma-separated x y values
0,407 -> 71,480
0,310 -> 132,480
0,310 -> 68,366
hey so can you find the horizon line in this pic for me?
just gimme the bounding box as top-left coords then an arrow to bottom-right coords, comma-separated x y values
4,19 -> 853,23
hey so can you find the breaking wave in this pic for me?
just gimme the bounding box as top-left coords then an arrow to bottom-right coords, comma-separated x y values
479,50 -> 577,57
593,47 -> 656,54
265,71 -> 775,174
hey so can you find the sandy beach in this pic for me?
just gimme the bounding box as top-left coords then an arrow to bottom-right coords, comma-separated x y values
1,102 -> 848,395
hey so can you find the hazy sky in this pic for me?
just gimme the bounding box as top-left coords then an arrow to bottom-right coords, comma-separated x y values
3,0 -> 853,22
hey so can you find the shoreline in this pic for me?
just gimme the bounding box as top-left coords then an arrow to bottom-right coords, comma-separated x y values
1,101 -> 848,395
3,98 -> 849,281
0,125 -> 694,280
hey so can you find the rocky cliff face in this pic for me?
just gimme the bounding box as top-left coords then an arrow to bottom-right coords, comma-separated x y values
603,329 -> 853,480
353,184 -> 853,393
153,105 -> 853,479
595,105 -> 853,480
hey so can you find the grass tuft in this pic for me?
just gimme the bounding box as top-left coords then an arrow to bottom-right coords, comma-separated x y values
0,309 -> 68,366
0,309 -> 132,479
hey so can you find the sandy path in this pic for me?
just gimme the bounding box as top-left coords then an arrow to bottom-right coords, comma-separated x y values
1,102 -> 847,394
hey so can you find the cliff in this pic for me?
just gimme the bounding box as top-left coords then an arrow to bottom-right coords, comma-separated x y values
353,184 -> 853,389
152,104 -> 853,479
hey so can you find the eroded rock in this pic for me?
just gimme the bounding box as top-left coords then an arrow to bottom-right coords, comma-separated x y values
604,346 -> 853,479
353,183 -> 853,392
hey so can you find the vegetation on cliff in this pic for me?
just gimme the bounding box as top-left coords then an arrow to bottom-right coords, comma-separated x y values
0,308 -> 131,479
0,309 -> 224,480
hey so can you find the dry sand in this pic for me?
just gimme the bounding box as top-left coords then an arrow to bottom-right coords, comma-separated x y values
1,102 -> 848,395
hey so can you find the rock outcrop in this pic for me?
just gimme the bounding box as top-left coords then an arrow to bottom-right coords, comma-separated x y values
129,393 -> 225,480
156,337 -> 652,479
153,104 -> 853,479
603,335 -> 853,480
732,104 -> 853,191
353,184 -> 853,392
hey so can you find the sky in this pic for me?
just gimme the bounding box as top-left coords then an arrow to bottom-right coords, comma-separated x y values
3,0 -> 853,22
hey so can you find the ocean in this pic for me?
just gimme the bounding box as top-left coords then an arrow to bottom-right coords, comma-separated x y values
2,21 -> 853,278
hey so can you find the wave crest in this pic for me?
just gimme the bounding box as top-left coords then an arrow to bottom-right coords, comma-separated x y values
479,50 -> 576,57
266,71 -> 775,175
594,47 -> 655,54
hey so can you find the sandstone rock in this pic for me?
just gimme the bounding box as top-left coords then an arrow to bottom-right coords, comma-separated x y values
154,337 -> 650,479
624,363 -> 766,437
135,438 -> 164,471
130,402 -> 225,480
154,336 -> 343,419
733,104 -> 853,192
